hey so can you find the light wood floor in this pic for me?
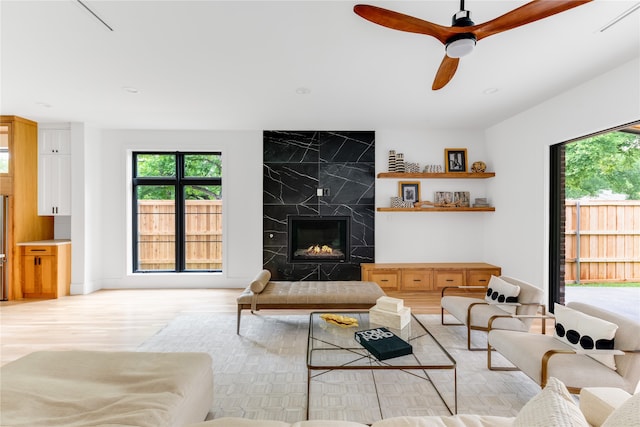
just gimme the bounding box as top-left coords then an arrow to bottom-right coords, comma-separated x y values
0,288 -> 547,366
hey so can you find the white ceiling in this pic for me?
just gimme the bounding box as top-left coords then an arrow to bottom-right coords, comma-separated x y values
1,0 -> 639,131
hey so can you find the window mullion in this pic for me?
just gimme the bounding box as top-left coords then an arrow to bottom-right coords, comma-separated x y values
176,154 -> 185,272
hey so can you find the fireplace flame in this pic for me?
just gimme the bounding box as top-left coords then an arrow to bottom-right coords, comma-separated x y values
306,244 -> 333,254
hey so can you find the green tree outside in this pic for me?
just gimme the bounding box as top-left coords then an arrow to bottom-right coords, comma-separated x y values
136,153 -> 222,200
565,131 -> 640,200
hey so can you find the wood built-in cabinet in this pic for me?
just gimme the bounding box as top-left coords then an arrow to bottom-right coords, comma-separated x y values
376,172 -> 495,212
361,262 -> 501,291
0,116 -> 54,300
19,241 -> 71,299
38,126 -> 71,216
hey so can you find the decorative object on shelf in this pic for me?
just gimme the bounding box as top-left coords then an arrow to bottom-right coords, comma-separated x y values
390,197 -> 413,208
406,162 -> 420,173
454,191 -> 470,207
414,200 -> 434,208
434,191 -> 454,207
395,153 -> 405,172
473,197 -> 490,208
445,148 -> 467,173
388,150 -> 396,172
398,181 -> 420,203
471,161 -> 487,173
422,164 -> 443,173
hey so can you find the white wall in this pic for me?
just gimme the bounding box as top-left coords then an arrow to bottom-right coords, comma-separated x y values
70,59 -> 639,292
373,129 -> 497,263
484,58 -> 640,299
94,129 -> 263,289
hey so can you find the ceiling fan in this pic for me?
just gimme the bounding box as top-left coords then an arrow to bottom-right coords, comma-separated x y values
354,0 -> 593,90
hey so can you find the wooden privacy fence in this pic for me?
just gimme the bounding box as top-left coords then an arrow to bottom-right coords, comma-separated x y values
137,200 -> 222,270
565,200 -> 640,283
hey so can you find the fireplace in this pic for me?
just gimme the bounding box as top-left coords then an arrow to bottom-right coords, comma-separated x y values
288,216 -> 350,263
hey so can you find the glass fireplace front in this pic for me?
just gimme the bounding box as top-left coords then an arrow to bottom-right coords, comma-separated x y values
287,215 -> 350,263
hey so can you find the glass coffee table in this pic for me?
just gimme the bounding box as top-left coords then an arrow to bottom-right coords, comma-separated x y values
306,311 -> 456,421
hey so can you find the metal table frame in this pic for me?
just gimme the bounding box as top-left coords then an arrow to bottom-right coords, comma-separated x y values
306,311 -> 457,420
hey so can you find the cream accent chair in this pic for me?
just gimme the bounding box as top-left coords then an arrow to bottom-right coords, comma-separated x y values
440,276 -> 545,350
488,302 -> 640,394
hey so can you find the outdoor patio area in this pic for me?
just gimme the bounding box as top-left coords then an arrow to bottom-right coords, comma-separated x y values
565,286 -> 640,322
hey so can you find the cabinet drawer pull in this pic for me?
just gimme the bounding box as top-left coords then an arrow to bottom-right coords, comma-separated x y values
380,279 -> 388,282
446,279 -> 454,282
413,279 -> 421,282
31,249 -> 46,252
479,279 -> 487,282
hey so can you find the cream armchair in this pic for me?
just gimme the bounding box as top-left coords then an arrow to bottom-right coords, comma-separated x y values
488,302 -> 640,394
440,275 -> 545,350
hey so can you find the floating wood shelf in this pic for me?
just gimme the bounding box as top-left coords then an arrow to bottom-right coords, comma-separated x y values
377,207 -> 495,212
377,172 -> 495,179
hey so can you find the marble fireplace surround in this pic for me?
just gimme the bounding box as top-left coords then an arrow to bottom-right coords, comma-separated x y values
263,131 -> 375,281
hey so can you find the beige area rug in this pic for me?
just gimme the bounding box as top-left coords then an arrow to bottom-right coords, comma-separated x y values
137,313 -> 540,424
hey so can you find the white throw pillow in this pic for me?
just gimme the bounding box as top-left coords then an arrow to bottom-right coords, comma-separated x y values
485,276 -> 520,314
601,391 -> 640,427
514,377 -> 589,427
554,303 -> 618,370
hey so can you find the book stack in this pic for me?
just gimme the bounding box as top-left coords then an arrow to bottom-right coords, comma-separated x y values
473,197 -> 491,208
355,327 -> 413,360
369,296 -> 411,330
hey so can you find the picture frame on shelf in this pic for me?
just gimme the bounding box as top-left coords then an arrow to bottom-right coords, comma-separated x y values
434,191 -> 453,206
445,148 -> 467,173
454,191 -> 470,207
399,181 -> 420,203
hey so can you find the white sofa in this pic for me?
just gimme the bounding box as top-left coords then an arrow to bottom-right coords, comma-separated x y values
187,378 -> 639,427
0,350 -> 214,427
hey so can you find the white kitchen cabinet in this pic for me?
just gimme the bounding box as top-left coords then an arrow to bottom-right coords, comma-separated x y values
39,128 -> 71,154
38,127 -> 71,216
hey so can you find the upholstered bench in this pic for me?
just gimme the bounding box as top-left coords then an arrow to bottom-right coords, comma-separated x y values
237,270 -> 386,334
0,350 -> 213,427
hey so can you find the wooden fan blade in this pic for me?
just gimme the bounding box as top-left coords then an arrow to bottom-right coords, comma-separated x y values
473,0 -> 593,41
354,4 -> 456,44
432,55 -> 460,90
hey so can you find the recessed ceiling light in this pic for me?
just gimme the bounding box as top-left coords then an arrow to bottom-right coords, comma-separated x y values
295,87 -> 311,95
36,101 -> 52,108
482,88 -> 499,95
122,86 -> 139,94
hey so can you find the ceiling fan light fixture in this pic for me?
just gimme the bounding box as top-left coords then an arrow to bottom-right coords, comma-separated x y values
451,9 -> 474,27
446,34 -> 476,58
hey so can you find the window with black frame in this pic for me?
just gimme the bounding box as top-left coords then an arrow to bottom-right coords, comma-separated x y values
132,152 -> 222,272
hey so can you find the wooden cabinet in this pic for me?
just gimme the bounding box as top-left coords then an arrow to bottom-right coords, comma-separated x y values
401,269 -> 433,290
368,269 -> 400,291
0,116 -> 54,300
376,172 -> 495,212
467,269 -> 499,286
19,241 -> 71,299
38,127 -> 71,216
361,263 -> 501,291
433,270 -> 465,289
